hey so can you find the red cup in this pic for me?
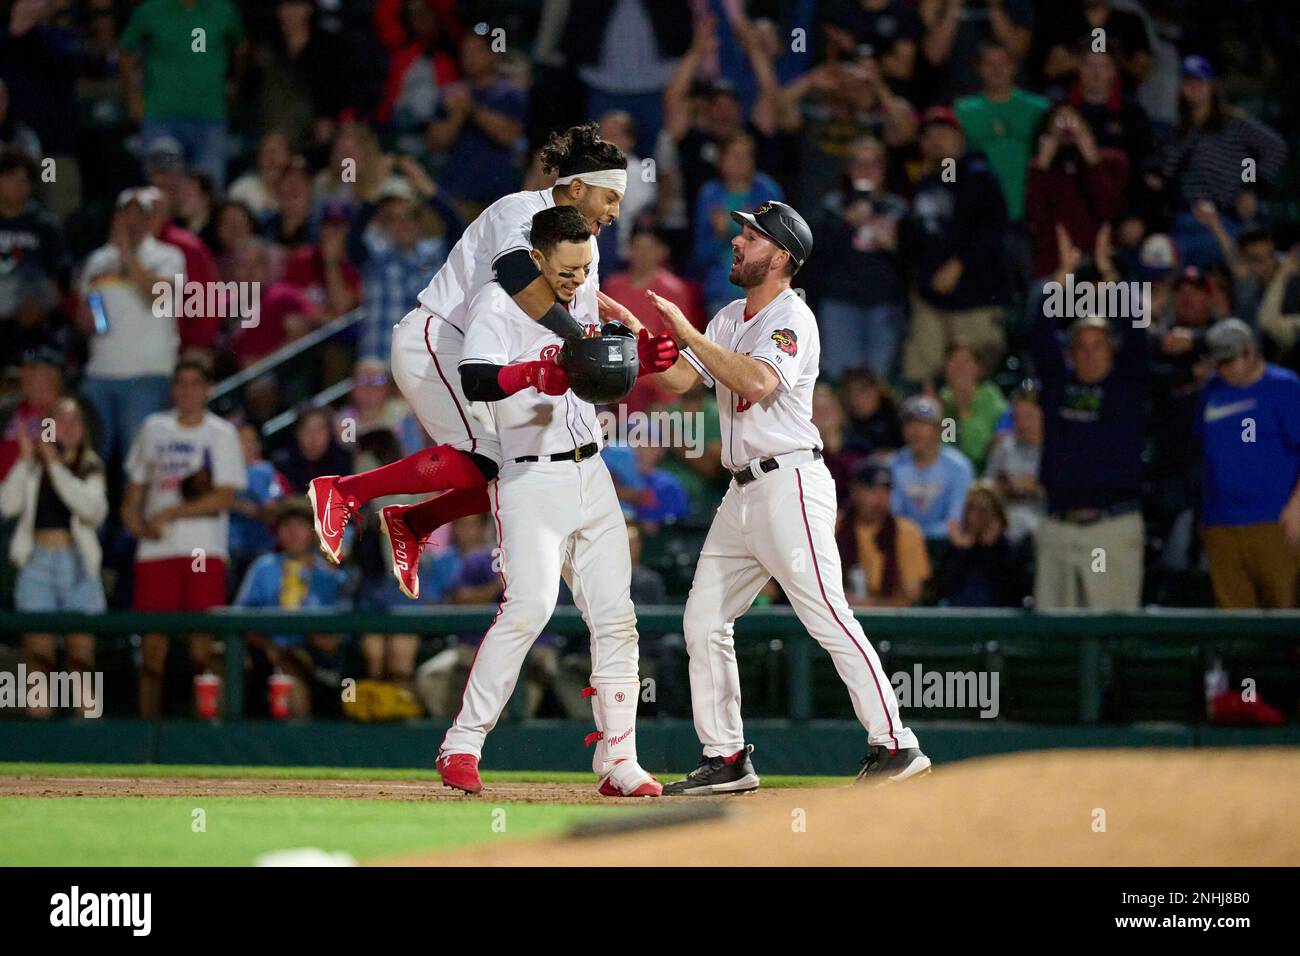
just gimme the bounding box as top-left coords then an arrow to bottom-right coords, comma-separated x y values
194,673 -> 220,719
268,672 -> 293,720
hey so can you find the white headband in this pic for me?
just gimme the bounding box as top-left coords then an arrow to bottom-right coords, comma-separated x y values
555,167 -> 627,195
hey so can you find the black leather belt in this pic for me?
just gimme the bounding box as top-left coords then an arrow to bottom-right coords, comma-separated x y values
732,449 -> 822,485
513,442 -> 598,464
1050,500 -> 1140,525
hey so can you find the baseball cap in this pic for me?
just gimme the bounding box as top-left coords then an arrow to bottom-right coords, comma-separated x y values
920,105 -> 962,133
377,175 -> 417,202
730,200 -> 813,270
1068,314 -> 1112,339
21,343 -> 63,367
900,394 -> 942,425
1176,264 -> 1211,290
115,186 -> 157,212
853,461 -> 893,488
1181,55 -> 1216,81
1204,317 -> 1254,364
1139,233 -> 1178,279
321,199 -> 352,224
144,135 -> 186,173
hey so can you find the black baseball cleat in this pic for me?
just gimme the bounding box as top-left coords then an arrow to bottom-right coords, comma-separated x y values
855,745 -> 932,784
662,744 -> 760,795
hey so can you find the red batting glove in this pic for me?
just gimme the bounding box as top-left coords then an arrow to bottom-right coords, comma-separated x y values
498,359 -> 570,396
638,328 -> 679,376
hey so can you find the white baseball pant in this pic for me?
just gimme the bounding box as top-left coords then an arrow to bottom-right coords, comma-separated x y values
391,306 -> 502,465
440,455 -> 642,762
683,457 -> 918,755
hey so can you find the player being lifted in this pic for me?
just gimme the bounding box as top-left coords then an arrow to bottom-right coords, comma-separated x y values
435,206 -> 676,797
308,124 -> 652,599
606,200 -> 931,791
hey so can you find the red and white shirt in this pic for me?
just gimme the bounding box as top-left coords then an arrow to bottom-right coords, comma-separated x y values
125,410 -> 247,562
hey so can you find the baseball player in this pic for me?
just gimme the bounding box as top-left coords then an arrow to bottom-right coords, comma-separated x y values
434,206 -> 676,797
626,200 -> 931,790
307,125 -> 628,600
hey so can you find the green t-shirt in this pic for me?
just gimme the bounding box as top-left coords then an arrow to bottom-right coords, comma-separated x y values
941,381 -> 1008,473
121,0 -> 244,121
954,89 -> 1048,222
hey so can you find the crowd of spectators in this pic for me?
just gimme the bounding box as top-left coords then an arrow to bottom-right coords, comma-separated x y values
3,0 -> 1300,718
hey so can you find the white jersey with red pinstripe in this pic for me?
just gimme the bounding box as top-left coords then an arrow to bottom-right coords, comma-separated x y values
678,291 -> 920,756
392,188 -> 601,467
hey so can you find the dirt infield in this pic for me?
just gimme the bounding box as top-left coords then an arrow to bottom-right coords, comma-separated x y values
0,774 -> 668,804
380,749 -> 1300,866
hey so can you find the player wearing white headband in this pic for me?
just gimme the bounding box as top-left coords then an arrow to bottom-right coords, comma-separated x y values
307,124 -> 630,602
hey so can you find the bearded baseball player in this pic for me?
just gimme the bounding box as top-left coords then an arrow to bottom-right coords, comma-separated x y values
308,124 -> 641,600
434,205 -> 678,797
623,200 -> 931,791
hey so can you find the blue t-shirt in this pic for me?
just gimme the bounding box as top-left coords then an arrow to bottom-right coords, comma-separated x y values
228,459 -> 285,557
602,446 -> 691,525
234,552 -> 348,646
436,81 -> 527,204
890,445 -> 974,539
1197,364 -> 1300,526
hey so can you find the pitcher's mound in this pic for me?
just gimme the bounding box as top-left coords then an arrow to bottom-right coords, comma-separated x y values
382,748 -> 1300,866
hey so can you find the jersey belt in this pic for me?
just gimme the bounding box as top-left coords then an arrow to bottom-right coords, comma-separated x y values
512,442 -> 599,464
731,448 -> 822,486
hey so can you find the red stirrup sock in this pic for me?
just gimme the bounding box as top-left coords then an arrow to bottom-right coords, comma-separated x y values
335,445 -> 485,506
403,486 -> 492,537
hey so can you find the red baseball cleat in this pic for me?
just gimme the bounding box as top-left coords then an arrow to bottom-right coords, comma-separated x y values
597,760 -> 663,797
436,753 -> 482,794
307,475 -> 359,565
379,504 -> 428,600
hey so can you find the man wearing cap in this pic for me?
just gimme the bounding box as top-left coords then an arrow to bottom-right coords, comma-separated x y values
636,199 -> 931,789
1032,305 -> 1148,610
901,105 -> 1009,384
890,393 -> 975,542
79,188 -> 186,467
1156,55 -> 1286,271
838,461 -> 931,608
1197,318 -> 1300,608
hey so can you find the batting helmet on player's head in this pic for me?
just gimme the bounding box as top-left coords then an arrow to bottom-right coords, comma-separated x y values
562,331 -> 639,405
731,200 -> 813,271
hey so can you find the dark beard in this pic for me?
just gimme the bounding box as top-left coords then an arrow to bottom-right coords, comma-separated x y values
729,252 -> 773,288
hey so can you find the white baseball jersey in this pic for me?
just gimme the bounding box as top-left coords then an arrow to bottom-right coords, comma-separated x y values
459,281 -> 602,460
675,288 -> 919,762
416,188 -> 600,331
680,289 -> 823,472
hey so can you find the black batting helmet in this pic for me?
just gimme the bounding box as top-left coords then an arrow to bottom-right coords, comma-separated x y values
731,200 -> 813,271
561,329 -> 639,405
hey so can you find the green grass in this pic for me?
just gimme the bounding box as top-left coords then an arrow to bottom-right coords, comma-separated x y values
0,796 -> 624,866
0,762 -> 842,865
0,762 -> 843,789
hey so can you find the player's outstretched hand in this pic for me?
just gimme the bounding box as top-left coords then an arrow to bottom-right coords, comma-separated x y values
638,328 -> 679,375
645,290 -> 694,342
596,290 -> 643,334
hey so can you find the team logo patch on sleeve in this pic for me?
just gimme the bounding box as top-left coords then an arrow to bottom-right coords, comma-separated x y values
771,329 -> 798,355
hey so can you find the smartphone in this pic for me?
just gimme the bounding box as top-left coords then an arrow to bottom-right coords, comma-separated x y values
88,290 -> 110,335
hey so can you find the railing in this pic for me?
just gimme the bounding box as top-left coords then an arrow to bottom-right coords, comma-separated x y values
208,307 -> 368,428
2,607 -> 1297,724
